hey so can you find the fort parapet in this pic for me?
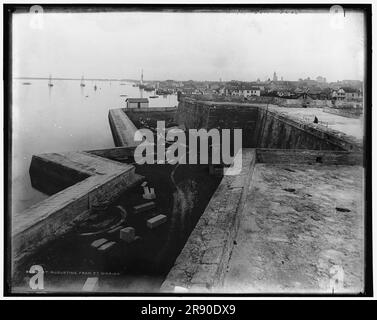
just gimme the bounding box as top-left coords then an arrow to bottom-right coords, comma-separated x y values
13,95 -> 364,293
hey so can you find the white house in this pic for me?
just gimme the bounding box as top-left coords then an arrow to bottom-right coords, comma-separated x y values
241,87 -> 261,97
224,85 -> 261,97
332,89 -> 346,101
126,98 -> 149,109
332,88 -> 362,101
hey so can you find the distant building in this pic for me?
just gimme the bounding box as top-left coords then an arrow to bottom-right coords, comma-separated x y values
224,84 -> 260,97
273,72 -> 278,82
267,80 -> 294,92
332,89 -> 346,101
126,98 -> 149,109
238,86 -> 260,97
332,88 -> 362,101
343,87 -> 362,100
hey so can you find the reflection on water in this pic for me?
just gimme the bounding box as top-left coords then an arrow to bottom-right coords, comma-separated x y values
12,79 -> 178,214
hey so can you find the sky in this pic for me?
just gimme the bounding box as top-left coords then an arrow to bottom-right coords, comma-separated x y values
12,10 -> 365,82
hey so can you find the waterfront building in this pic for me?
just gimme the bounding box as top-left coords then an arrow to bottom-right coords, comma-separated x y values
126,98 -> 149,109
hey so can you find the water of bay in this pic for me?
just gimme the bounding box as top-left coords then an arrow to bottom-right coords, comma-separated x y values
11,79 -> 178,214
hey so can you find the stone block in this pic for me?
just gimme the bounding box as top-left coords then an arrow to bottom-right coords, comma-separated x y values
120,227 -> 135,243
91,238 -> 108,249
97,241 -> 116,251
147,214 -> 167,229
133,201 -> 155,214
143,187 -> 156,200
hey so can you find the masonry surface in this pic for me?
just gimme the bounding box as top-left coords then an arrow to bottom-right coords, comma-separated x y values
223,160 -> 363,293
14,95 -> 364,293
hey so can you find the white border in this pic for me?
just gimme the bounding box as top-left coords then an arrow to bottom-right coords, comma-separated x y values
0,0 -> 375,300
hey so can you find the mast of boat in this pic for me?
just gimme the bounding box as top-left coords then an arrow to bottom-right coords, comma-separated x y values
140,69 -> 144,85
80,75 -> 85,87
48,74 -> 53,87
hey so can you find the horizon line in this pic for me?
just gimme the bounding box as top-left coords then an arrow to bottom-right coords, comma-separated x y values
13,76 -> 364,83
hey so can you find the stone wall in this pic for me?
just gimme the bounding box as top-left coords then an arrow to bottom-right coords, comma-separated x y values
178,93 -> 328,109
13,151 -> 142,275
160,149 -> 256,292
108,108 -> 139,147
323,107 -> 363,119
256,108 -> 346,151
177,97 -> 361,152
124,107 -> 178,128
176,99 -> 260,147
256,149 -> 363,166
256,106 -> 362,151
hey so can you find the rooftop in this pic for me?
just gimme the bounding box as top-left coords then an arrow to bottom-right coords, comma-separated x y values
126,98 -> 149,103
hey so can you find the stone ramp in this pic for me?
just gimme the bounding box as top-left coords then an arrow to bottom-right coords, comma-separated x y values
13,151 -> 143,273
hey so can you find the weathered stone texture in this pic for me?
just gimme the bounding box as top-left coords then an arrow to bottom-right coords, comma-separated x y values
223,163 -> 364,294
108,108 -> 139,147
12,151 -> 142,273
160,149 -> 256,292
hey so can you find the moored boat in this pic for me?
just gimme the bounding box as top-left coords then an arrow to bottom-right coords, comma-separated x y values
48,75 -> 53,87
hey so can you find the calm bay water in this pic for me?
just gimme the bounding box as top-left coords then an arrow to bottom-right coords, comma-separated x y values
12,79 -> 178,214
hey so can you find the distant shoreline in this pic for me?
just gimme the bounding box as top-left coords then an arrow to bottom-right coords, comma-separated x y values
14,77 -> 137,82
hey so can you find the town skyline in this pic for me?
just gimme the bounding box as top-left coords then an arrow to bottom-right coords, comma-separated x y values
13,73 -> 363,83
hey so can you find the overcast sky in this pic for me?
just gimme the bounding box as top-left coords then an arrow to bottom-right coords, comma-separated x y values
12,10 -> 365,82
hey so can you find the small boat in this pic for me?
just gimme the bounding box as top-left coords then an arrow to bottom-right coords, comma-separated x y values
143,86 -> 155,91
156,89 -> 170,95
80,75 -> 85,87
149,95 -> 158,98
132,83 -> 138,87
120,94 -> 128,97
94,84 -> 97,91
22,82 -> 32,85
48,75 -> 53,87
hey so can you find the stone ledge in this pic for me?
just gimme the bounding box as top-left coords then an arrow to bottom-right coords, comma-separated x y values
108,108 -> 139,147
256,149 -> 363,166
12,151 -> 142,274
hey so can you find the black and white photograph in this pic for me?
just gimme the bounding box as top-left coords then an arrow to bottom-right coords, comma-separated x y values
2,3 -> 372,299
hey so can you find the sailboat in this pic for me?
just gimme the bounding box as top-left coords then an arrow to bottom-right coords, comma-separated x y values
48,75 -> 53,87
139,69 -> 154,91
139,69 -> 146,89
80,75 -> 86,87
